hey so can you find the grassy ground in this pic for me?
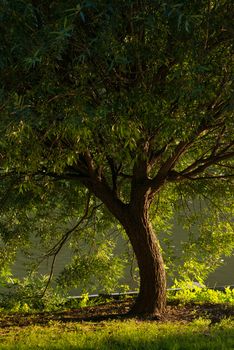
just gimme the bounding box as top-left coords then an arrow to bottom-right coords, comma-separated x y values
0,289 -> 233,349
0,318 -> 234,350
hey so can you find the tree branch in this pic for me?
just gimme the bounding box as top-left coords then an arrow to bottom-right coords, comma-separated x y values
41,193 -> 103,297
106,156 -> 118,195
185,174 -> 234,181
149,141 -> 193,192
182,151 -> 234,178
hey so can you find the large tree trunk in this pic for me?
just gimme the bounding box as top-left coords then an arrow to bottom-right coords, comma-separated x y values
84,178 -> 166,316
122,204 -> 167,316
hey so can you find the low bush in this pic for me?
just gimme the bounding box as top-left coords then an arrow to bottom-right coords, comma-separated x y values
168,286 -> 234,305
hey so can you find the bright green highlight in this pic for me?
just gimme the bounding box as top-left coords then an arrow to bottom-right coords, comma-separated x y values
0,318 -> 233,350
169,286 -> 234,305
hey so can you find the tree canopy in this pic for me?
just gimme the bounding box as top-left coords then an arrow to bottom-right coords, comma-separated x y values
0,0 -> 233,316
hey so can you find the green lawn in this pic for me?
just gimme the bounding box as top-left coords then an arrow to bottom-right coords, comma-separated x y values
0,318 -> 233,350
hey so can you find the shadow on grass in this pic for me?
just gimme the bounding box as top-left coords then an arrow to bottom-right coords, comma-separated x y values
98,330 -> 234,350
29,328 -> 234,350
8,319 -> 234,350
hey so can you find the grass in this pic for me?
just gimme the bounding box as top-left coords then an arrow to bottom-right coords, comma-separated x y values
0,288 -> 233,349
0,318 -> 234,350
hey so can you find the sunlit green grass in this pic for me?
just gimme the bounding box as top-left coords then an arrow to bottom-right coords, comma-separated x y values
0,289 -> 234,349
0,318 -> 233,350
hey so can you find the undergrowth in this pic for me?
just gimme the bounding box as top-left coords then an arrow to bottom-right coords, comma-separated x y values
167,286 -> 234,305
0,278 -> 234,313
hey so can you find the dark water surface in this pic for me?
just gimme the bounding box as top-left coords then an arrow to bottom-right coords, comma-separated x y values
10,218 -> 234,294
12,247 -> 234,294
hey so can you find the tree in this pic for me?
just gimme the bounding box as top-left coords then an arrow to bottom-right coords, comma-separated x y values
0,0 -> 233,316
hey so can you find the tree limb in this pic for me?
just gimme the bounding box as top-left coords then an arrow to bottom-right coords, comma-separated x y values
182,151 -> 234,178
41,193 -> 103,297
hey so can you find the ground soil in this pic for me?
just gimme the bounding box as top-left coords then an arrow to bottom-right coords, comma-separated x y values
0,299 -> 233,329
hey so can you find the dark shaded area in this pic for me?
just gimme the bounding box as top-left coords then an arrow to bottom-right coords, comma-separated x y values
0,299 -> 233,329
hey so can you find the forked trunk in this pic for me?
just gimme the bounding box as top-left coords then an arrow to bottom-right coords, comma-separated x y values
85,180 -> 166,316
122,206 -> 167,316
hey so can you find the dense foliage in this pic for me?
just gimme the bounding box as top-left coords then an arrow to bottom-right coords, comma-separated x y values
0,0 -> 233,314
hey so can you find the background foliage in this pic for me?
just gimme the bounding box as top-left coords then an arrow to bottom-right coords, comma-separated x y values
0,0 -> 233,296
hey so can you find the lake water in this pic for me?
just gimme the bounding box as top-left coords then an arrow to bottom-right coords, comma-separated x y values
12,241 -> 234,294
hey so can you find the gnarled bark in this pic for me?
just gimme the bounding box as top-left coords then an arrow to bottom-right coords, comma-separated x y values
83,176 -> 166,316
122,204 -> 166,316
